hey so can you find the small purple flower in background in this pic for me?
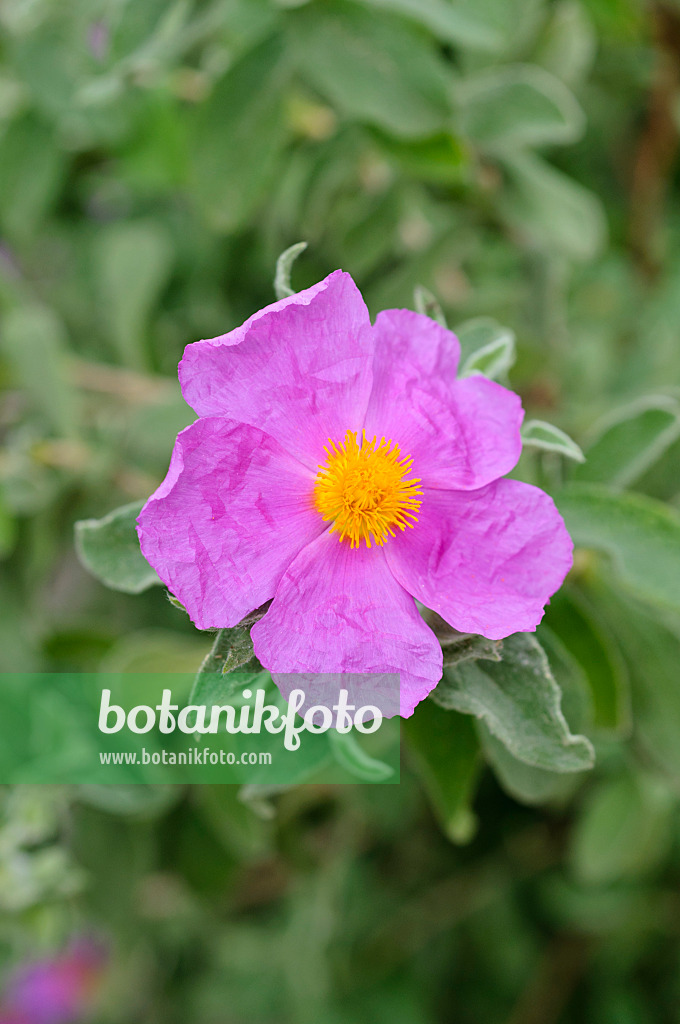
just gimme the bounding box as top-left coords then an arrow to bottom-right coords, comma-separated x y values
0,937 -> 107,1024
87,20 -> 110,62
137,271 -> 572,716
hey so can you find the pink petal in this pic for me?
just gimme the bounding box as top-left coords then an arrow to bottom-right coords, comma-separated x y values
362,309 -> 523,489
137,418 -> 324,630
251,531 -> 443,717
179,271 -> 373,470
385,479 -> 573,640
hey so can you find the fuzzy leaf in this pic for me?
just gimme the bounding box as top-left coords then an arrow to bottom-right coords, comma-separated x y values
441,633 -> 503,668
274,240 -> 308,299
479,725 -> 582,806
499,150 -> 606,260
571,773 -> 674,884
328,731 -> 394,782
189,609 -> 269,705
522,419 -> 585,462
75,501 -> 160,594
459,64 -> 585,149
291,3 -> 453,138
95,220 -> 173,370
403,701 -> 481,843
190,35 -> 289,232
413,284 -> 447,327
458,319 -> 516,380
575,395 -> 680,489
431,633 -> 594,773
545,588 -> 630,733
357,0 -> 503,51
555,483 -> 680,614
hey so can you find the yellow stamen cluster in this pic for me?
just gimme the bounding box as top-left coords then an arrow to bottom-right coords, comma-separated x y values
314,429 -> 422,548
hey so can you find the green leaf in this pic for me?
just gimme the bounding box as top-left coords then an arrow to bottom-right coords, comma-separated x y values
274,241 -> 308,300
545,588 -> 630,733
413,284 -> 447,327
189,608 -> 270,704
554,483 -> 680,614
538,625 -> 592,734
355,0 -> 504,51
499,151 -> 606,260
574,395 -> 680,489
291,2 -> 453,138
479,724 -> 582,806
458,318 -> 516,380
328,730 -> 394,782
0,114 -> 66,240
431,633 -> 594,773
0,305 -> 79,437
403,701 -> 481,843
75,785 -> 179,819
377,131 -> 469,186
450,0 -> 546,55
95,220 -> 174,370
74,501 -> 160,594
458,65 -> 585,149
521,420 -> 585,462
421,610 -> 503,666
535,0 -> 597,87
441,633 -> 503,668
190,35 -> 290,232
591,584 -> 680,783
570,772 -> 674,884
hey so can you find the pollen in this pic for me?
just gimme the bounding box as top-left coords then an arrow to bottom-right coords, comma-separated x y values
314,429 -> 422,548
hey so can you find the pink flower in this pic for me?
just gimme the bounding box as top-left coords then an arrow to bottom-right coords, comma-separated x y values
0,937 -> 106,1024
137,271 -> 572,716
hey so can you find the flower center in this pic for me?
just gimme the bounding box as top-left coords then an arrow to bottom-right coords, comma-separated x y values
314,429 -> 422,548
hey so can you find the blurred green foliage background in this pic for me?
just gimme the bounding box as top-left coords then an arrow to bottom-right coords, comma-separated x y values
2,0 -> 680,1020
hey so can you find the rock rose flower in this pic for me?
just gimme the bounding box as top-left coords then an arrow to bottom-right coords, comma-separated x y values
137,271 -> 572,716
0,937 -> 106,1024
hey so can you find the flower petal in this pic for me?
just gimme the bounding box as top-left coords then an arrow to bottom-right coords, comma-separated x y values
251,531 -> 443,717
385,479 -> 573,640
179,270 -> 373,469
137,417 -> 324,629
363,309 -> 523,489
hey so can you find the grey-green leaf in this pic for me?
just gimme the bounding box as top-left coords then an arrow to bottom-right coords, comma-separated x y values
328,730 -> 394,782
75,501 -> 160,594
356,0 -> 503,52
190,36 -> 290,232
291,4 -> 453,138
1,305 -> 79,437
545,588 -> 630,734
458,319 -> 516,380
441,633 -> 503,668
554,483 -> 680,614
499,151 -> 606,261
95,220 -> 174,370
403,701 -> 481,843
189,609 -> 270,705
570,773 -> 674,884
432,633 -> 594,773
458,64 -> 585,149
274,241 -> 308,300
413,284 -> 447,327
479,724 -> 582,806
522,419 -> 585,462
574,395 -> 680,489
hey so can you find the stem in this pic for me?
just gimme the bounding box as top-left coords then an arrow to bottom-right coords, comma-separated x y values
190,604 -> 269,701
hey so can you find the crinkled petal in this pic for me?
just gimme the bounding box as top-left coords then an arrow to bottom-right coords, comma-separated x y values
363,309 -> 523,489
385,479 -> 573,640
251,531 -> 443,717
179,270 -> 373,469
136,417 -> 324,630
